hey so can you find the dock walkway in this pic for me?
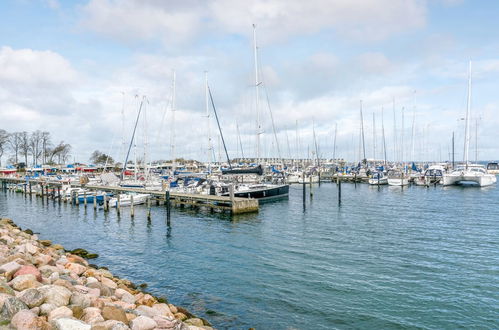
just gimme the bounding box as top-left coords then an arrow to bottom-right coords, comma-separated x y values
0,177 -> 259,215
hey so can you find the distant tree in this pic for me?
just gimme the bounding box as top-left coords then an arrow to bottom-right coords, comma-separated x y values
0,129 -> 9,167
7,132 -> 22,164
19,131 -> 30,166
41,131 -> 51,164
29,130 -> 43,166
49,141 -> 72,164
90,150 -> 114,166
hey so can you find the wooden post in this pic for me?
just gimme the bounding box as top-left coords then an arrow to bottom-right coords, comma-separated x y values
40,184 -> 44,198
309,175 -> 313,197
57,187 -> 61,202
318,172 -> 321,187
93,193 -> 97,210
116,194 -> 121,216
354,173 -> 357,188
165,191 -> 171,226
130,195 -> 134,218
29,182 -> 32,197
147,196 -> 151,220
104,195 -> 109,212
302,172 -> 306,210
75,190 -> 79,205
338,179 -> 342,205
84,191 -> 87,207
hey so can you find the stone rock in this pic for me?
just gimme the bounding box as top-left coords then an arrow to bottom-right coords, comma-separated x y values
14,265 -> 43,282
0,261 -> 22,281
67,255 -> 87,266
11,309 -> 39,329
152,315 -> 178,329
69,305 -> 84,319
39,303 -> 57,316
35,254 -> 53,266
39,240 -> 52,247
38,265 -> 60,277
129,315 -> 157,330
126,313 -> 137,322
97,269 -> 113,279
49,272 -> 60,284
114,289 -> 135,305
18,288 -> 45,308
0,279 -> 15,296
30,306 -> 40,316
52,317 -> 91,330
184,318 -> 203,327
86,277 -> 98,285
10,274 -> 41,291
101,305 -> 128,323
101,277 -> 117,290
52,244 -> 64,250
87,282 -> 111,297
38,285 -> 72,307
151,304 -> 174,318
66,263 -> 87,276
48,306 -> 73,322
135,305 -> 160,318
174,313 -> 187,321
70,292 -> 92,309
53,279 -> 75,291
82,307 -> 104,324
90,319 -> 129,330
0,297 -> 29,321
167,304 -> 177,314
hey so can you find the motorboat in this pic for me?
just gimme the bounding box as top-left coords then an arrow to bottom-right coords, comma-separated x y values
486,162 -> 499,174
387,169 -> 409,186
109,193 -> 150,207
413,165 -> 445,186
368,171 -> 388,185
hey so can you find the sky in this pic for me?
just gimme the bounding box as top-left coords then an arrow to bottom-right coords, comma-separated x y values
1,0 -> 499,164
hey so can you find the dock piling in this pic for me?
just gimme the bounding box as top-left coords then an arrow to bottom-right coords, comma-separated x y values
147,196 -> 151,220
130,195 -> 134,218
84,191 -> 87,207
116,194 -> 120,216
93,193 -> 97,210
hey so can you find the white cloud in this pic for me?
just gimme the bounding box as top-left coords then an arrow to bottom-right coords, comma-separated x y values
80,0 -> 427,44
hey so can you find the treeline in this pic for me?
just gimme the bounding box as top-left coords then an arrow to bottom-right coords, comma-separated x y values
0,129 -> 71,167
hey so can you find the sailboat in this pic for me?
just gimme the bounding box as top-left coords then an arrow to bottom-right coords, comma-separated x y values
443,61 -> 496,187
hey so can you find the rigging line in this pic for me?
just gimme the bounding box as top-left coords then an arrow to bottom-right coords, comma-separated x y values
208,85 -> 232,169
121,96 -> 145,179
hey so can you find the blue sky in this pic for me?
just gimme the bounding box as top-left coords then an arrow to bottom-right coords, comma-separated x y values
1,0 -> 499,164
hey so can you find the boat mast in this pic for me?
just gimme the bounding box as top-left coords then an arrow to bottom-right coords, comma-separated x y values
360,100 -> 366,162
236,120 -> 245,159
381,107 -> 387,165
121,92 -> 126,165
463,61 -> 472,169
392,98 -> 397,162
411,90 -> 416,162
401,106 -> 404,165
333,122 -> 337,161
205,71 -> 213,167
372,113 -> 376,162
475,118 -> 478,163
170,70 -> 176,174
253,24 -> 261,162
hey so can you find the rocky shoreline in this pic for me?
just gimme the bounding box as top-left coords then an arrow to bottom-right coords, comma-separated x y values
0,217 -> 213,330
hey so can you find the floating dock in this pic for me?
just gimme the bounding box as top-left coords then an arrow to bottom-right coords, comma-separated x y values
0,177 -> 259,215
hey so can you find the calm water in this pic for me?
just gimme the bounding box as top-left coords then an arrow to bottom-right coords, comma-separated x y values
1,183 -> 498,329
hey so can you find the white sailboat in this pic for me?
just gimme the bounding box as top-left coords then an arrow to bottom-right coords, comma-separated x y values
443,61 -> 496,187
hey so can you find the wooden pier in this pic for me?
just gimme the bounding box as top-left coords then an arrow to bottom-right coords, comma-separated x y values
0,177 -> 259,215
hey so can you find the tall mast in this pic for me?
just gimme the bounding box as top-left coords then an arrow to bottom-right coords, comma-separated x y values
121,92 -> 126,164
205,71 -> 213,166
411,91 -> 416,162
253,24 -> 261,161
392,98 -> 397,162
463,61 -> 472,168
360,100 -> 366,162
170,70 -> 177,174
236,120 -> 245,159
333,122 -> 337,161
381,107 -> 387,165
372,112 -> 376,162
401,106 -> 404,164
143,96 -> 148,179
475,118 -> 478,163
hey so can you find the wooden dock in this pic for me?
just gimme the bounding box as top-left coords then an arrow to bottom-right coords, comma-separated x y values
0,177 -> 259,215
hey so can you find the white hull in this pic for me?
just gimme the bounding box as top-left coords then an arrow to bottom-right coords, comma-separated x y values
388,178 -> 410,186
442,173 -> 496,187
109,194 -> 150,207
368,178 -> 388,185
